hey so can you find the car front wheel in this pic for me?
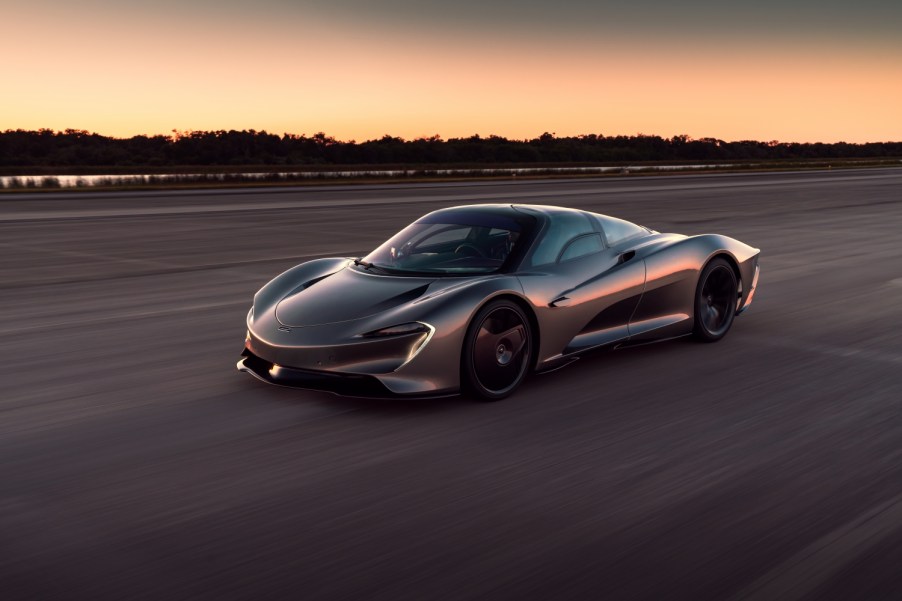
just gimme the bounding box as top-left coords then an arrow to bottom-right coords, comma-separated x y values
462,300 -> 533,400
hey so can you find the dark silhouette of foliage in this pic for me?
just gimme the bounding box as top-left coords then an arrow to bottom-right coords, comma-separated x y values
1,129 -> 900,170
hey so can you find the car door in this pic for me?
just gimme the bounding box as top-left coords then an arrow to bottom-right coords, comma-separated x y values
591,213 -> 697,341
517,212 -> 646,366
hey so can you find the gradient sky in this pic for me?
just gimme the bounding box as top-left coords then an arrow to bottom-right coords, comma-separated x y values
2,0 -> 900,142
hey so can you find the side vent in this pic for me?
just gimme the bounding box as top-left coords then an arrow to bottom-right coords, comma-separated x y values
618,250 -> 636,264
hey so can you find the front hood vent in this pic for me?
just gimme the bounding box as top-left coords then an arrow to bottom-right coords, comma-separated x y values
275,268 -> 434,327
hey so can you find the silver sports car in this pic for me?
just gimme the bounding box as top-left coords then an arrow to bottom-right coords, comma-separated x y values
239,204 -> 759,399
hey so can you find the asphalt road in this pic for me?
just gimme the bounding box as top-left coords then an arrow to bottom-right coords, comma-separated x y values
2,169 -> 901,600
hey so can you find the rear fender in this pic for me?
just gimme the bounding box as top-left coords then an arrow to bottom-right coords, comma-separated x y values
630,235 -> 759,340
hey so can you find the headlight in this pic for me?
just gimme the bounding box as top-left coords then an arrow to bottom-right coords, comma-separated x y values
360,322 -> 431,338
359,322 -> 436,366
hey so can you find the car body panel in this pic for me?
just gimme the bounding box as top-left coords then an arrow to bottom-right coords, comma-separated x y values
246,270 -> 527,394
517,249 -> 646,367
239,204 -> 760,396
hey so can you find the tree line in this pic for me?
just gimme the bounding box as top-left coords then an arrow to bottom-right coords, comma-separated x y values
2,129 -> 900,168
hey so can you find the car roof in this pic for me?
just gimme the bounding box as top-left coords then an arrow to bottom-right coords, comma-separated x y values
424,204 -> 642,232
426,203 -> 589,221
425,204 -> 524,219
420,204 -> 538,231
512,204 -> 589,219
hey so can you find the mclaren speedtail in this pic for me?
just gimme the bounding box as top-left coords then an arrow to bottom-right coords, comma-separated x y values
239,204 -> 760,399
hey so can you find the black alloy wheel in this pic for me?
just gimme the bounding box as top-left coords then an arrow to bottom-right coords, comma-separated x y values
463,300 -> 533,400
693,257 -> 738,342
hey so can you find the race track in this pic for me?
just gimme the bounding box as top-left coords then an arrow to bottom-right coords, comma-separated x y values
2,169 -> 902,600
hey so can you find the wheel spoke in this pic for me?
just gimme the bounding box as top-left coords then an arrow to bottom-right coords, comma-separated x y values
472,307 -> 529,394
475,326 -> 499,366
495,325 -> 526,356
705,305 -> 719,328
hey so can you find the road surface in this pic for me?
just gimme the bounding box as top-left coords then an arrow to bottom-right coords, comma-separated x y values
2,169 -> 902,600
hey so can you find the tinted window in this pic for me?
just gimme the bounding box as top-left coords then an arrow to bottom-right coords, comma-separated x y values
528,212 -> 595,266
419,225 -> 471,247
361,222 -> 522,274
594,214 -> 646,246
560,233 -> 604,262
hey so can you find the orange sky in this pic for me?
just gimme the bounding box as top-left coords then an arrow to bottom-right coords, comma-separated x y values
2,2 -> 900,143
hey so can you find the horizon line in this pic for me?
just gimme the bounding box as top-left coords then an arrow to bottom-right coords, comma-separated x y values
3,128 -> 901,146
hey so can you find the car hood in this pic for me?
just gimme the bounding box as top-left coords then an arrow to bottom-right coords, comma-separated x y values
275,267 -> 436,327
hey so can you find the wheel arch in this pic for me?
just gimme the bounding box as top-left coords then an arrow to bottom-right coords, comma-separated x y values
688,233 -> 759,302
707,252 -> 742,289
692,252 -> 740,342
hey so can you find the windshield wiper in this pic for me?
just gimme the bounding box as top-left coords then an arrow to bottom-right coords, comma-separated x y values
353,258 -> 394,273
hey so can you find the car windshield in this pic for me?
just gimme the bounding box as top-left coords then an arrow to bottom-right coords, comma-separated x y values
360,219 -> 524,275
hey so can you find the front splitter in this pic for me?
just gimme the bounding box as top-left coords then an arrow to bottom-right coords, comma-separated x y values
237,349 -> 455,399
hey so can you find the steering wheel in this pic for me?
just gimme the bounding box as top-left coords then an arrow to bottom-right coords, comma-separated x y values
454,243 -> 486,258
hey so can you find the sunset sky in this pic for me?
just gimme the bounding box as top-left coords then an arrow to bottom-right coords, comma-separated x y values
2,0 -> 900,142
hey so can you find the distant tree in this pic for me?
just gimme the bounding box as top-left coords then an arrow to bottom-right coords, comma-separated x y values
0,129 -> 900,170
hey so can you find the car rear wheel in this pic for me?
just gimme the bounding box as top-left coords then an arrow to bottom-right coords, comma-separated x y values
462,300 -> 532,400
693,258 -> 738,342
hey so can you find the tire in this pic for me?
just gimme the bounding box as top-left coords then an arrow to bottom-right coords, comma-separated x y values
693,258 -> 738,342
462,299 -> 533,400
